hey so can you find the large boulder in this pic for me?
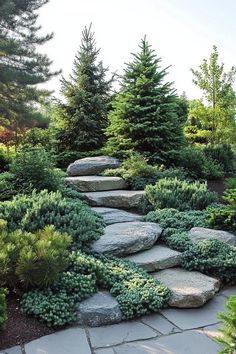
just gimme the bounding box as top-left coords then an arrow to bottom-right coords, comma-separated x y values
67,156 -> 120,176
81,190 -> 144,209
153,268 -> 220,308
91,221 -> 162,256
65,176 -> 127,192
189,227 -> 236,246
125,245 -> 182,272
92,207 -> 143,225
78,292 -> 122,327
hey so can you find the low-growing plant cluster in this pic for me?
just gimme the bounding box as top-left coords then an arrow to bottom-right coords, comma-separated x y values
217,295 -> 236,354
22,252 -> 171,326
0,288 -> 7,330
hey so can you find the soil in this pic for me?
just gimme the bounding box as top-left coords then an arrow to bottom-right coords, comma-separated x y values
0,293 -> 56,351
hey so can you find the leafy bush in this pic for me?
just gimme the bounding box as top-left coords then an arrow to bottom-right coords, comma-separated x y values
0,173 -> 17,201
0,190 -> 104,248
182,240 -> 236,283
165,231 -> 193,252
21,128 -> 55,151
216,295 -> 236,354
104,153 -> 186,190
203,144 -> 235,174
0,223 -> 72,289
145,178 -> 218,211
0,288 -> 7,330
22,251 -> 171,326
10,146 -> 65,194
225,178 -> 236,190
0,148 -> 11,173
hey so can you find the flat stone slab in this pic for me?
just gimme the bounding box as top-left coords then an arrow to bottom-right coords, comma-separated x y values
0,347 -> 22,354
113,330 -> 221,354
92,207 -> 143,225
91,222 -> 162,256
153,268 -> 220,308
125,245 -> 182,272
88,321 -> 156,348
81,190 -> 145,209
141,313 -> 180,335
24,328 -> 90,354
67,156 -> 120,176
65,176 -> 127,192
160,295 -> 227,330
78,291 -> 122,327
189,227 -> 236,246
220,286 -> 236,298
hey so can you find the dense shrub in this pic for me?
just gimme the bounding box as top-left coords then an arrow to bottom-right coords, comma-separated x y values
0,223 -> 71,289
165,231 -> 193,252
0,190 -> 104,248
0,288 -> 7,330
217,295 -> 236,354
225,178 -> 236,190
0,173 -> 17,201
22,251 -> 171,326
145,178 -> 218,211
203,144 -> 235,174
182,240 -> 236,283
0,148 -> 11,173
21,128 -> 55,151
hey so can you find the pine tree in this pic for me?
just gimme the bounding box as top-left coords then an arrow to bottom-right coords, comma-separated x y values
105,37 -> 185,164
56,24 -> 113,152
0,0 -> 59,144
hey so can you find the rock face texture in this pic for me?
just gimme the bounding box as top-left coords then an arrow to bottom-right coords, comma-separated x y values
125,245 -> 182,272
65,176 -> 127,192
67,156 -> 120,176
81,190 -> 145,209
78,292 -> 122,327
91,222 -> 162,257
153,268 -> 220,308
189,227 -> 236,246
92,207 -> 143,225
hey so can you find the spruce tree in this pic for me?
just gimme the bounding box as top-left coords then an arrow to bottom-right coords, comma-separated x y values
105,37 -> 185,164
56,24 -> 112,152
0,0 -> 59,144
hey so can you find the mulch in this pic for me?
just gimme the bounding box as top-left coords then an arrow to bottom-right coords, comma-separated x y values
0,293 -> 56,351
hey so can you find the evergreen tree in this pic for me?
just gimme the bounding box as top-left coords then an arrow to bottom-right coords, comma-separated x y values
0,0 -> 59,144
105,37 -> 185,164
56,24 -> 113,152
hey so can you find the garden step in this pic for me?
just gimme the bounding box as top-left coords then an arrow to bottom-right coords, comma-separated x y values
67,156 -> 120,176
77,291 -> 122,327
81,190 -> 144,209
153,268 -> 220,308
189,227 -> 236,246
124,245 -> 182,272
65,176 -> 127,192
92,207 -> 143,225
91,221 -> 162,257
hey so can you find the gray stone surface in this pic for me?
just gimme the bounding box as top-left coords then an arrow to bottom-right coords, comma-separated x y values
113,330 -> 221,354
25,328 -> 90,354
92,207 -> 143,225
189,227 -> 236,246
67,156 -> 120,176
141,313 -> 180,335
88,321 -> 157,348
65,176 -> 127,192
1,347 -> 22,354
160,295 -> 227,330
78,291 -> 122,327
94,349 -> 115,354
125,245 -> 182,272
200,323 -> 223,340
220,286 -> 236,298
91,222 -> 162,256
81,190 -> 145,209
153,268 -> 220,308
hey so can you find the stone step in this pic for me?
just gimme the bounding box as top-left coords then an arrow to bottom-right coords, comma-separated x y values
81,190 -> 145,209
153,268 -> 220,308
78,291 -> 122,327
124,245 -> 182,272
91,221 -> 162,257
67,156 -> 120,176
189,227 -> 236,246
92,207 -> 143,225
65,176 -> 127,192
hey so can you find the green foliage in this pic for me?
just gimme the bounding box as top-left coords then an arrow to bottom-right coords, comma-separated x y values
182,240 -> 236,283
105,37 -> 185,165
165,231 -> 193,252
0,147 -> 11,172
21,128 -> 55,151
0,223 -> 72,289
217,295 -> 236,354
0,190 -> 104,248
203,144 -> 235,174
225,178 -> 236,190
0,288 -> 7,330
145,178 -> 218,211
0,172 -> 17,201
104,153 -> 186,190
9,146 -> 65,194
